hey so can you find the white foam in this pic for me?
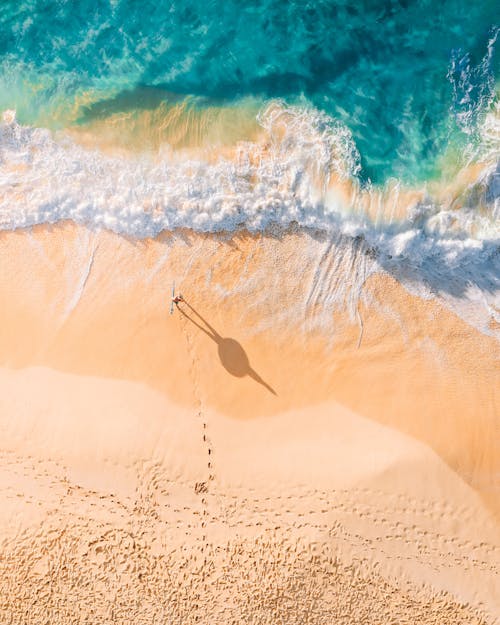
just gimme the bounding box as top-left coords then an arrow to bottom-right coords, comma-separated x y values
0,103 -> 499,335
3,104 -> 357,235
448,27 -> 499,164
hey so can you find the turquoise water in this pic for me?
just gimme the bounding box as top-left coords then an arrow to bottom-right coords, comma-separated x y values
0,0 -> 498,185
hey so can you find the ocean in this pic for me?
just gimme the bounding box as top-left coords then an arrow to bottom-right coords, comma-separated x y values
0,0 -> 498,318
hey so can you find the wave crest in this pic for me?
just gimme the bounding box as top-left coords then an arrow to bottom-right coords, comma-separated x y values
0,103 -> 498,267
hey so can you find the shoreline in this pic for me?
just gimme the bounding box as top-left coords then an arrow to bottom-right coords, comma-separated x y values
2,107 -> 498,243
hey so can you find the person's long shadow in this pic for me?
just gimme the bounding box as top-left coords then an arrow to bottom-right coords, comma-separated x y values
178,300 -> 277,396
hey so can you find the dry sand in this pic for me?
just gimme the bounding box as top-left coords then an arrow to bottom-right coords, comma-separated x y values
0,222 -> 499,624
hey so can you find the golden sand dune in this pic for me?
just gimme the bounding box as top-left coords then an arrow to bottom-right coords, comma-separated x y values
0,223 -> 498,623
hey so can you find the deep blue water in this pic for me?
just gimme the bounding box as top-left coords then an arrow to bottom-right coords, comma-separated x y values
0,0 -> 498,184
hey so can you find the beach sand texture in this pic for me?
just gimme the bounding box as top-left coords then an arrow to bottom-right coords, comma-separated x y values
0,223 -> 499,624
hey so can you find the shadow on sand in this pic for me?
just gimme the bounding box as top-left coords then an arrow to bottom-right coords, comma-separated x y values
178,300 -> 276,396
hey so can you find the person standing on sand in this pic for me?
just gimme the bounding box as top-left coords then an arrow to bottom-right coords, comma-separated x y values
172,295 -> 184,306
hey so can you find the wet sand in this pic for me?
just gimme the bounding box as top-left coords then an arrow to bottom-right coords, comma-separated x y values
0,222 -> 499,623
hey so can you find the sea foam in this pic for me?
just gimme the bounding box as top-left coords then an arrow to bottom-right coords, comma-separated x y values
0,103 -> 498,296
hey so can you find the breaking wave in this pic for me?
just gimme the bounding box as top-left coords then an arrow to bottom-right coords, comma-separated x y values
1,97 -> 498,335
1,99 -> 498,237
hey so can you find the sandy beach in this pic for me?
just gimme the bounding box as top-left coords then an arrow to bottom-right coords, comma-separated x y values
0,222 -> 498,623
1,2 -> 499,621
